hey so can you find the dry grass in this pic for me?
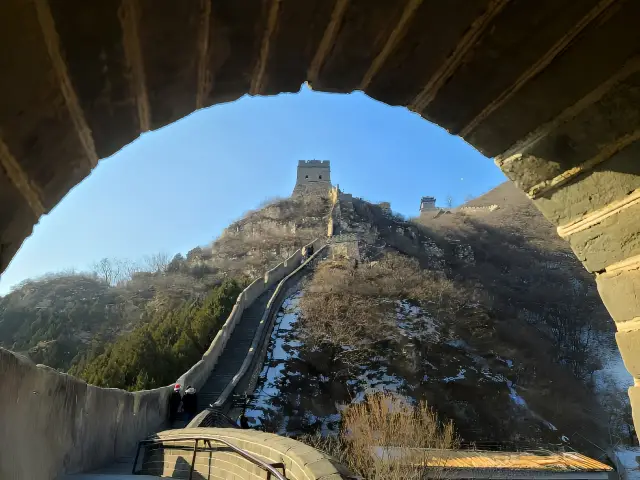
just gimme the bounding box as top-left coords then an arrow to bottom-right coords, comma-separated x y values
302,392 -> 458,479
207,195 -> 330,278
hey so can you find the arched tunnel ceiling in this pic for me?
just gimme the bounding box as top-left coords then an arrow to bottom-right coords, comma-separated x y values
1,0 -> 639,273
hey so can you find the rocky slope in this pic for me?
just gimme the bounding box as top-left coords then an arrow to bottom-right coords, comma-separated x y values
245,182 -> 629,456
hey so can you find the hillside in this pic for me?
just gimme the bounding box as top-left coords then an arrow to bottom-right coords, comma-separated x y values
0,181 -> 629,453
0,195 -> 331,372
244,182 -> 629,455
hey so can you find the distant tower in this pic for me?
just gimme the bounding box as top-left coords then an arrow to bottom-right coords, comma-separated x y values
293,160 -> 331,196
420,196 -> 437,212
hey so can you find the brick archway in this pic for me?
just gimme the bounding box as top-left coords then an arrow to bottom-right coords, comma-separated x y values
2,0 -> 640,424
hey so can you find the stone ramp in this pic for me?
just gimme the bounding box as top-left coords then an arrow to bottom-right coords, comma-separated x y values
58,457 -> 153,479
196,286 -> 277,411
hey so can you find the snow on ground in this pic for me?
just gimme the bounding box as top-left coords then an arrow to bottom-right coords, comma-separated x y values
592,339 -> 632,394
443,368 -> 467,383
395,300 -> 440,341
352,366 -> 406,403
245,291 -> 303,426
247,294 -> 563,437
445,338 -> 560,433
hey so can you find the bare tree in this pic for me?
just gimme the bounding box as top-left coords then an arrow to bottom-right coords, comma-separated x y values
92,258 -> 118,285
115,258 -> 141,284
143,252 -> 170,273
446,195 -> 454,208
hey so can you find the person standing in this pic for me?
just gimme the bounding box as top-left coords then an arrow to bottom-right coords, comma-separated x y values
168,384 -> 182,425
182,385 -> 198,422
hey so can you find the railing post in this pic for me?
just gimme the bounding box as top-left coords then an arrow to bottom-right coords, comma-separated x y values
189,439 -> 199,480
131,441 -> 144,474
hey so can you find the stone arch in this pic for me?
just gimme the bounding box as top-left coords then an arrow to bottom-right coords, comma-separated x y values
2,0 -> 640,424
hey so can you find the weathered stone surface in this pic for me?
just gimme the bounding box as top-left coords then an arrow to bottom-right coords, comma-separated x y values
4,0 -> 640,472
629,386 -> 640,434
204,0 -> 266,106
616,329 -> 640,378
568,202 -> 640,272
147,428 -> 351,480
365,0 -> 492,107
423,0 -> 602,134
138,0 -> 203,130
0,0 -> 91,211
502,70 -> 640,193
2,0 -> 640,281
48,0 -> 139,158
0,347 -> 171,479
598,268 -> 640,324
262,0 -> 337,95
0,201 -> 36,276
533,140 -> 640,225
467,0 -> 640,157
313,0 -> 410,92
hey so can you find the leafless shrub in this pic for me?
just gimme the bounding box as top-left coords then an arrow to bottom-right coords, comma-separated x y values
142,251 -> 170,273
299,254 -> 463,376
301,392 -> 458,479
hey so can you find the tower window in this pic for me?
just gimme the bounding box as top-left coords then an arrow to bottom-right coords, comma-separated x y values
305,175 -> 308,178
319,175 -> 322,179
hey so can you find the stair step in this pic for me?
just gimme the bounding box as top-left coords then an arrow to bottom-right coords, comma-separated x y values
194,287 -> 277,411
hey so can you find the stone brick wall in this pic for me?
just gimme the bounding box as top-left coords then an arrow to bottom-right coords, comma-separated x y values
1,238 -> 326,480
0,348 -> 172,479
459,204 -> 499,213
293,160 -> 331,196
142,428 -> 351,479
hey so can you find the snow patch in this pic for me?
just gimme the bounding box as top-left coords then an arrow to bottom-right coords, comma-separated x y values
443,369 -> 466,383
395,300 -> 440,341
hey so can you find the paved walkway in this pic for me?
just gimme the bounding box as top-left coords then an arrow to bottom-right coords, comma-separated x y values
196,286 -> 277,411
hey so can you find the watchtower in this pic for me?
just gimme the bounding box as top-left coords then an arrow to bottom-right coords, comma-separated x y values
293,160 -> 331,195
420,196 -> 436,212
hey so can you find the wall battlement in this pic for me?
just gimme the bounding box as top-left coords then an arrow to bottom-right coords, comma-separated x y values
298,160 -> 330,166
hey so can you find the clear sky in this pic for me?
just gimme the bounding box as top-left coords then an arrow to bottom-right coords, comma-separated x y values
0,85 -> 505,294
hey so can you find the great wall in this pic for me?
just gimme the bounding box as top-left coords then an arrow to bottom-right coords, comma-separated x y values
0,160 -> 624,479
1,161 -> 350,479
1,211 -> 331,479
3,3 -> 640,475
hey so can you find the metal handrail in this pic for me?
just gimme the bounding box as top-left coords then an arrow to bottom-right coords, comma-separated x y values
133,434 -> 287,480
196,406 -> 241,428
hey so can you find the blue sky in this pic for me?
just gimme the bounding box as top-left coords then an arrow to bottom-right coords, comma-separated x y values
0,85 -> 505,294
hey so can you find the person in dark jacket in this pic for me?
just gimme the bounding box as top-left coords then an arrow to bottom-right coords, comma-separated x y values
182,386 -> 198,422
240,414 -> 250,429
168,384 -> 182,424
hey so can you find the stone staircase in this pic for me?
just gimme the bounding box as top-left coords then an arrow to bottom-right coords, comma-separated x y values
196,286 -> 277,411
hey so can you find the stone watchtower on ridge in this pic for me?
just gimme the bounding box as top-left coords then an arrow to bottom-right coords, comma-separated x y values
292,160 -> 331,196
420,196 -> 436,212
